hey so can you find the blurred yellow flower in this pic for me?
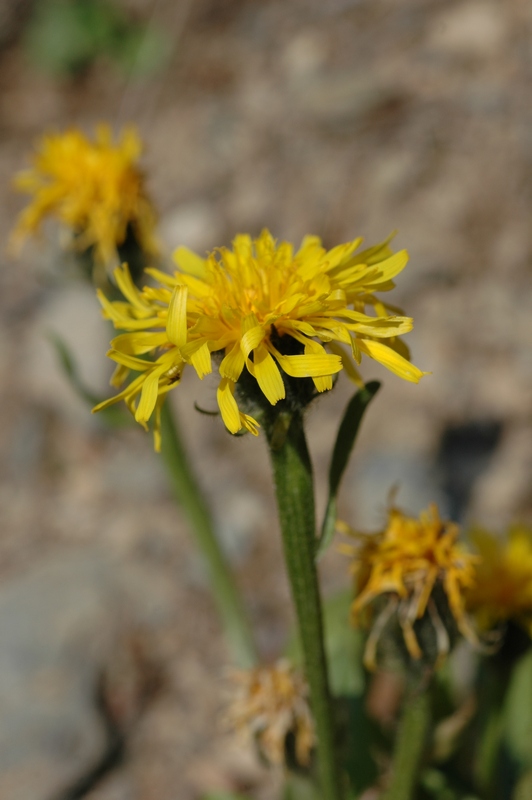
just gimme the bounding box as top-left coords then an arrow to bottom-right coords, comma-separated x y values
466,525 -> 532,636
339,505 -> 478,669
94,229 -> 427,448
225,659 -> 315,766
11,125 -> 158,266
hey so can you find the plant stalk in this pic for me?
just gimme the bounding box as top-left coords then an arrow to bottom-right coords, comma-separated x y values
267,412 -> 344,800
382,684 -> 431,800
160,401 -> 257,668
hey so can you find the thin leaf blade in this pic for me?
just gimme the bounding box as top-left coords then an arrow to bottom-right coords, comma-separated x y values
317,381 -> 381,557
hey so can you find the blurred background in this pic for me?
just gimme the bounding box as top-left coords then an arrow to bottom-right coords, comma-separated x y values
0,0 -> 531,798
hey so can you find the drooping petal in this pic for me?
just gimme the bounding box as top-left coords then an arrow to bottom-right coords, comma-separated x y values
358,339 -> 429,383
135,366 -> 167,422
249,343 -> 286,405
188,341 -> 212,378
217,378 -> 242,434
220,341 -> 246,382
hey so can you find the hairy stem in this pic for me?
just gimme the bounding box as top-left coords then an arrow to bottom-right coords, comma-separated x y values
382,684 -> 431,800
267,412 -> 344,800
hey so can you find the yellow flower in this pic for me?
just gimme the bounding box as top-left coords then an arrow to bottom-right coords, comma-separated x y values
466,525 -> 532,636
94,229 -> 427,448
339,505 -> 479,669
224,659 -> 315,766
11,125 -> 158,266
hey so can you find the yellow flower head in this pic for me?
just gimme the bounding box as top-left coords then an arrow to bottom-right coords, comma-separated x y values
94,229 -> 427,448
466,525 -> 532,636
11,125 -> 158,266
224,659 -> 315,767
339,505 -> 479,669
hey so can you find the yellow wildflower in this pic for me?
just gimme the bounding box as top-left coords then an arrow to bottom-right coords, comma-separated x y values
11,125 -> 158,266
339,505 -> 478,669
225,659 -> 315,766
466,525 -> 532,636
94,229 -> 427,448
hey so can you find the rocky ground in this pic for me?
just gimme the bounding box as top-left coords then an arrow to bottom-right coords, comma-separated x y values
0,0 -> 531,798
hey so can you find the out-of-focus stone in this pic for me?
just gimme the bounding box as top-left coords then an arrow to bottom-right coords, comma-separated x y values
159,202 -> 224,256
347,450 -> 447,530
0,548 -> 178,800
282,31 -> 328,83
295,72 -> 405,131
468,423 -> 532,528
427,2 -> 509,59
0,550 -> 113,800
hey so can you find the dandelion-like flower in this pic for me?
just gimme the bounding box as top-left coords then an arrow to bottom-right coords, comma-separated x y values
339,505 -> 478,670
11,125 -> 158,267
94,229 -> 427,448
225,659 -> 315,767
466,525 -> 532,636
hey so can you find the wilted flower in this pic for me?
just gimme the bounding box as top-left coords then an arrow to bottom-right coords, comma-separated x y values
11,125 -> 158,267
466,525 -> 532,636
339,505 -> 479,670
94,229 -> 427,448
225,659 -> 315,766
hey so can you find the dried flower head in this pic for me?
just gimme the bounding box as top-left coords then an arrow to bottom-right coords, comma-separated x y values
466,525 -> 532,636
339,505 -> 479,670
94,229 -> 427,448
225,659 -> 315,767
11,125 -> 158,267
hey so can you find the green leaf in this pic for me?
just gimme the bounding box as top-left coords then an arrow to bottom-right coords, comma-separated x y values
23,0 -> 120,75
282,774 -> 320,800
503,648 -> 532,770
317,381 -> 381,558
47,331 -> 129,427
514,770 -> 532,800
285,590 -> 365,697
323,590 -> 365,697
113,25 -> 173,78
420,767 -> 482,799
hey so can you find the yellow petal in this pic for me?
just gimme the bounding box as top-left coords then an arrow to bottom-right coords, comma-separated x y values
240,324 -> 265,358
106,349 -> 153,371
220,341 -> 245,382
111,331 -> 168,355
249,343 -> 286,405
303,340 -> 333,392
240,413 -> 260,436
363,250 -> 409,286
271,349 -> 342,378
113,264 -> 151,313
358,339 -> 428,383
328,342 -> 364,386
189,341 -> 212,378
217,378 -> 242,434
166,284 -> 188,347
135,367 -> 165,422
173,245 -> 207,278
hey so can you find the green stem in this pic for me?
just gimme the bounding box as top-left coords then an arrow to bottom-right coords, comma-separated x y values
266,412 -> 344,800
382,684 -> 431,800
160,402 -> 257,668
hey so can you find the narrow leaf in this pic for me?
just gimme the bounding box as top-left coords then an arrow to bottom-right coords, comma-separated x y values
47,331 -> 129,427
317,381 -> 380,557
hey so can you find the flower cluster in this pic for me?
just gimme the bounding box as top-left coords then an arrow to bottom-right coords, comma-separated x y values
466,525 -> 532,636
11,125 -> 158,267
94,229 -> 427,448
224,660 -> 315,766
340,505 -> 478,669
